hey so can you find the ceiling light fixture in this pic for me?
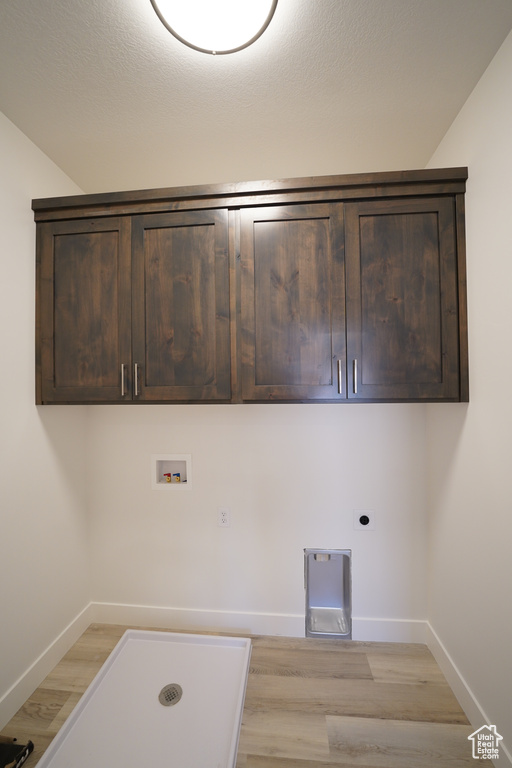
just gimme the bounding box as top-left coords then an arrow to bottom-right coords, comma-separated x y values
150,0 -> 278,55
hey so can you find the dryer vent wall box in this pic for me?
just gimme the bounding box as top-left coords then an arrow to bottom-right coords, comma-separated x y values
304,549 -> 352,639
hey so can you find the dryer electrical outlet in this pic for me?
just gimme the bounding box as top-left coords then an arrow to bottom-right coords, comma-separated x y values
353,510 -> 376,530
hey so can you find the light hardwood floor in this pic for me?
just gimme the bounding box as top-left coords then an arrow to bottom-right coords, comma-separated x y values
1,624 -> 474,767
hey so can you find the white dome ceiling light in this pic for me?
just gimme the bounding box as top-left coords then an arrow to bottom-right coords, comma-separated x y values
150,0 -> 278,55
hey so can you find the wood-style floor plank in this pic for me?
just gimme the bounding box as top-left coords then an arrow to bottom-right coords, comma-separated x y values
0,624 -> 472,767
249,646 -> 373,680
326,715 -> 474,767
366,650 -> 447,685
37,659 -> 105,694
243,674 -> 467,723
238,710 -> 330,763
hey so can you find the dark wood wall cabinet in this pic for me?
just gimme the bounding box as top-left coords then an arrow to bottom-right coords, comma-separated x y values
33,167 -> 469,404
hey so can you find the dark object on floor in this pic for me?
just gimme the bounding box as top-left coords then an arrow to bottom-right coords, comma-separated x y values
0,737 -> 34,768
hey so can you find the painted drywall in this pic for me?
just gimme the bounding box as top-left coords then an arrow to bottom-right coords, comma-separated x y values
0,78 -> 432,727
1,19 -> 511,760
0,113 -> 90,723
87,401 -> 428,637
426,29 -> 512,757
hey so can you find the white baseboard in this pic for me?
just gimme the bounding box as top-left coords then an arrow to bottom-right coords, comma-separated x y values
0,603 -> 94,730
90,602 -> 427,643
90,602 -> 305,637
426,623 -> 512,767
426,622 -> 487,724
352,617 -> 427,643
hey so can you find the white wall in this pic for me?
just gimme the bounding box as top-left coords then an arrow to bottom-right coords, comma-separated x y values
88,403 -> 428,638
0,73 -> 444,726
2,18 -> 511,760
0,91 -> 433,729
0,113 -> 90,725
427,29 -> 512,758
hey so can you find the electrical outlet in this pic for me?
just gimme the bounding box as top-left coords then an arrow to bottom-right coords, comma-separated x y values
353,510 -> 376,530
217,507 -> 231,528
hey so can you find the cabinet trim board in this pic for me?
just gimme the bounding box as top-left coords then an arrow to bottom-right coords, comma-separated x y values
32,168 -> 468,222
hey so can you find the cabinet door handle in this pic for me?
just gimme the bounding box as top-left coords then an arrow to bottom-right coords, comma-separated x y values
337,359 -> 343,395
134,363 -> 140,398
353,359 -> 358,394
121,363 -> 126,397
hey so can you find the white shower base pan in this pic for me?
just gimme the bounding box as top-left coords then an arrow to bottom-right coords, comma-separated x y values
37,630 -> 252,768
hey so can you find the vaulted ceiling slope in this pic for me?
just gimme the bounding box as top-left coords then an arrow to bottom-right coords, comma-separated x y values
1,0 -> 512,193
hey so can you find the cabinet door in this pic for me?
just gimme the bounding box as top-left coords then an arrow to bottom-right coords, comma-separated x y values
37,218 -> 132,403
241,204 -> 346,401
345,197 -> 461,400
131,210 -> 231,401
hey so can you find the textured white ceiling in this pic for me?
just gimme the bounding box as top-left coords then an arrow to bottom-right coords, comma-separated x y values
1,0 -> 512,193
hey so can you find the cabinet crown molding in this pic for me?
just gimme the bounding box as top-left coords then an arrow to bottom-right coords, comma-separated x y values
32,168 -> 468,222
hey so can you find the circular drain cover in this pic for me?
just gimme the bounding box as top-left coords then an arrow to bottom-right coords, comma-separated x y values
159,683 -> 183,707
